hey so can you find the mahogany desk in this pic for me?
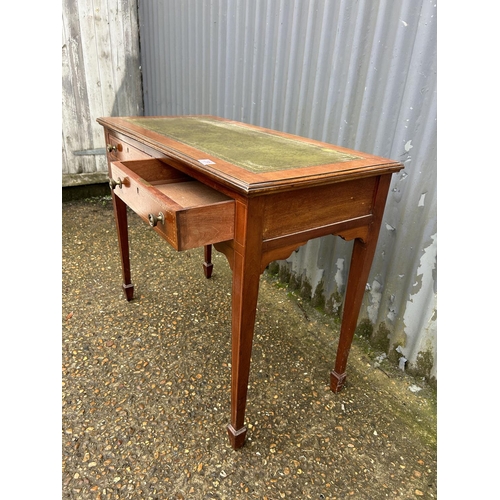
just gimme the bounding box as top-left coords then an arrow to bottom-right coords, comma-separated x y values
97,116 -> 403,449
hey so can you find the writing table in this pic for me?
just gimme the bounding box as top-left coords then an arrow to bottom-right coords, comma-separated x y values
97,115 -> 403,449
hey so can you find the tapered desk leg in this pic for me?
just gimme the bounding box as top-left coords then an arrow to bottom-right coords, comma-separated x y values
111,193 -> 134,301
227,259 -> 260,449
227,200 -> 264,449
330,174 -> 392,392
203,244 -> 213,278
330,236 -> 377,392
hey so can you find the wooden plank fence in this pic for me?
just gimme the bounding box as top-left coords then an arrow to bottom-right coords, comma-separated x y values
62,0 -> 143,184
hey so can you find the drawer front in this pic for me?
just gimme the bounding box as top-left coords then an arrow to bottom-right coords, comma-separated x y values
106,133 -> 150,161
110,160 -> 235,251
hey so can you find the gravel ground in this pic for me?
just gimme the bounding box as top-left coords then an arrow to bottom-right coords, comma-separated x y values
62,196 -> 437,499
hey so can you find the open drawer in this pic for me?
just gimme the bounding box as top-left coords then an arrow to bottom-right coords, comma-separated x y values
109,158 -> 235,251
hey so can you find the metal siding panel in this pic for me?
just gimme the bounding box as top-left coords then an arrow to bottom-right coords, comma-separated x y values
137,0 -> 437,380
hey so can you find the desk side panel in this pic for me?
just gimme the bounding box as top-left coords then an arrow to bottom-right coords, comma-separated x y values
261,177 -> 377,241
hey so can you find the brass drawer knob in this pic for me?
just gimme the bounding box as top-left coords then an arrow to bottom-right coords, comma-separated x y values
148,212 -> 165,227
109,177 -> 123,190
106,144 -> 117,153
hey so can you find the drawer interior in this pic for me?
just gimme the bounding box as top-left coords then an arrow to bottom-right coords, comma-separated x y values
155,181 -> 231,207
115,158 -> 231,207
116,158 -> 189,184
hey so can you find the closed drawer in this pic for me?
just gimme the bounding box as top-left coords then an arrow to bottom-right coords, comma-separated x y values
106,133 -> 150,161
109,158 -> 235,251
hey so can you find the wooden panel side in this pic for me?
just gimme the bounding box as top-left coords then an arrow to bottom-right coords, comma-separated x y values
262,177 -> 377,240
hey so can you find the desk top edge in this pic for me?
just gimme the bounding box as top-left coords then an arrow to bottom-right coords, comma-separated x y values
97,115 -> 404,195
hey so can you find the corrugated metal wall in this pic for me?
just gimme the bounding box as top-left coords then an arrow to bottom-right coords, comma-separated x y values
137,0 -> 437,381
62,0 -> 143,177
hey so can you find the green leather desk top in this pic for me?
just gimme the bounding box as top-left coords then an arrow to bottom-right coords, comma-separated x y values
124,116 -> 361,174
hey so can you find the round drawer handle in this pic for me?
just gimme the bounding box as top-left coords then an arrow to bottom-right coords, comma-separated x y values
106,144 -> 117,153
148,212 -> 165,227
109,177 -> 123,190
